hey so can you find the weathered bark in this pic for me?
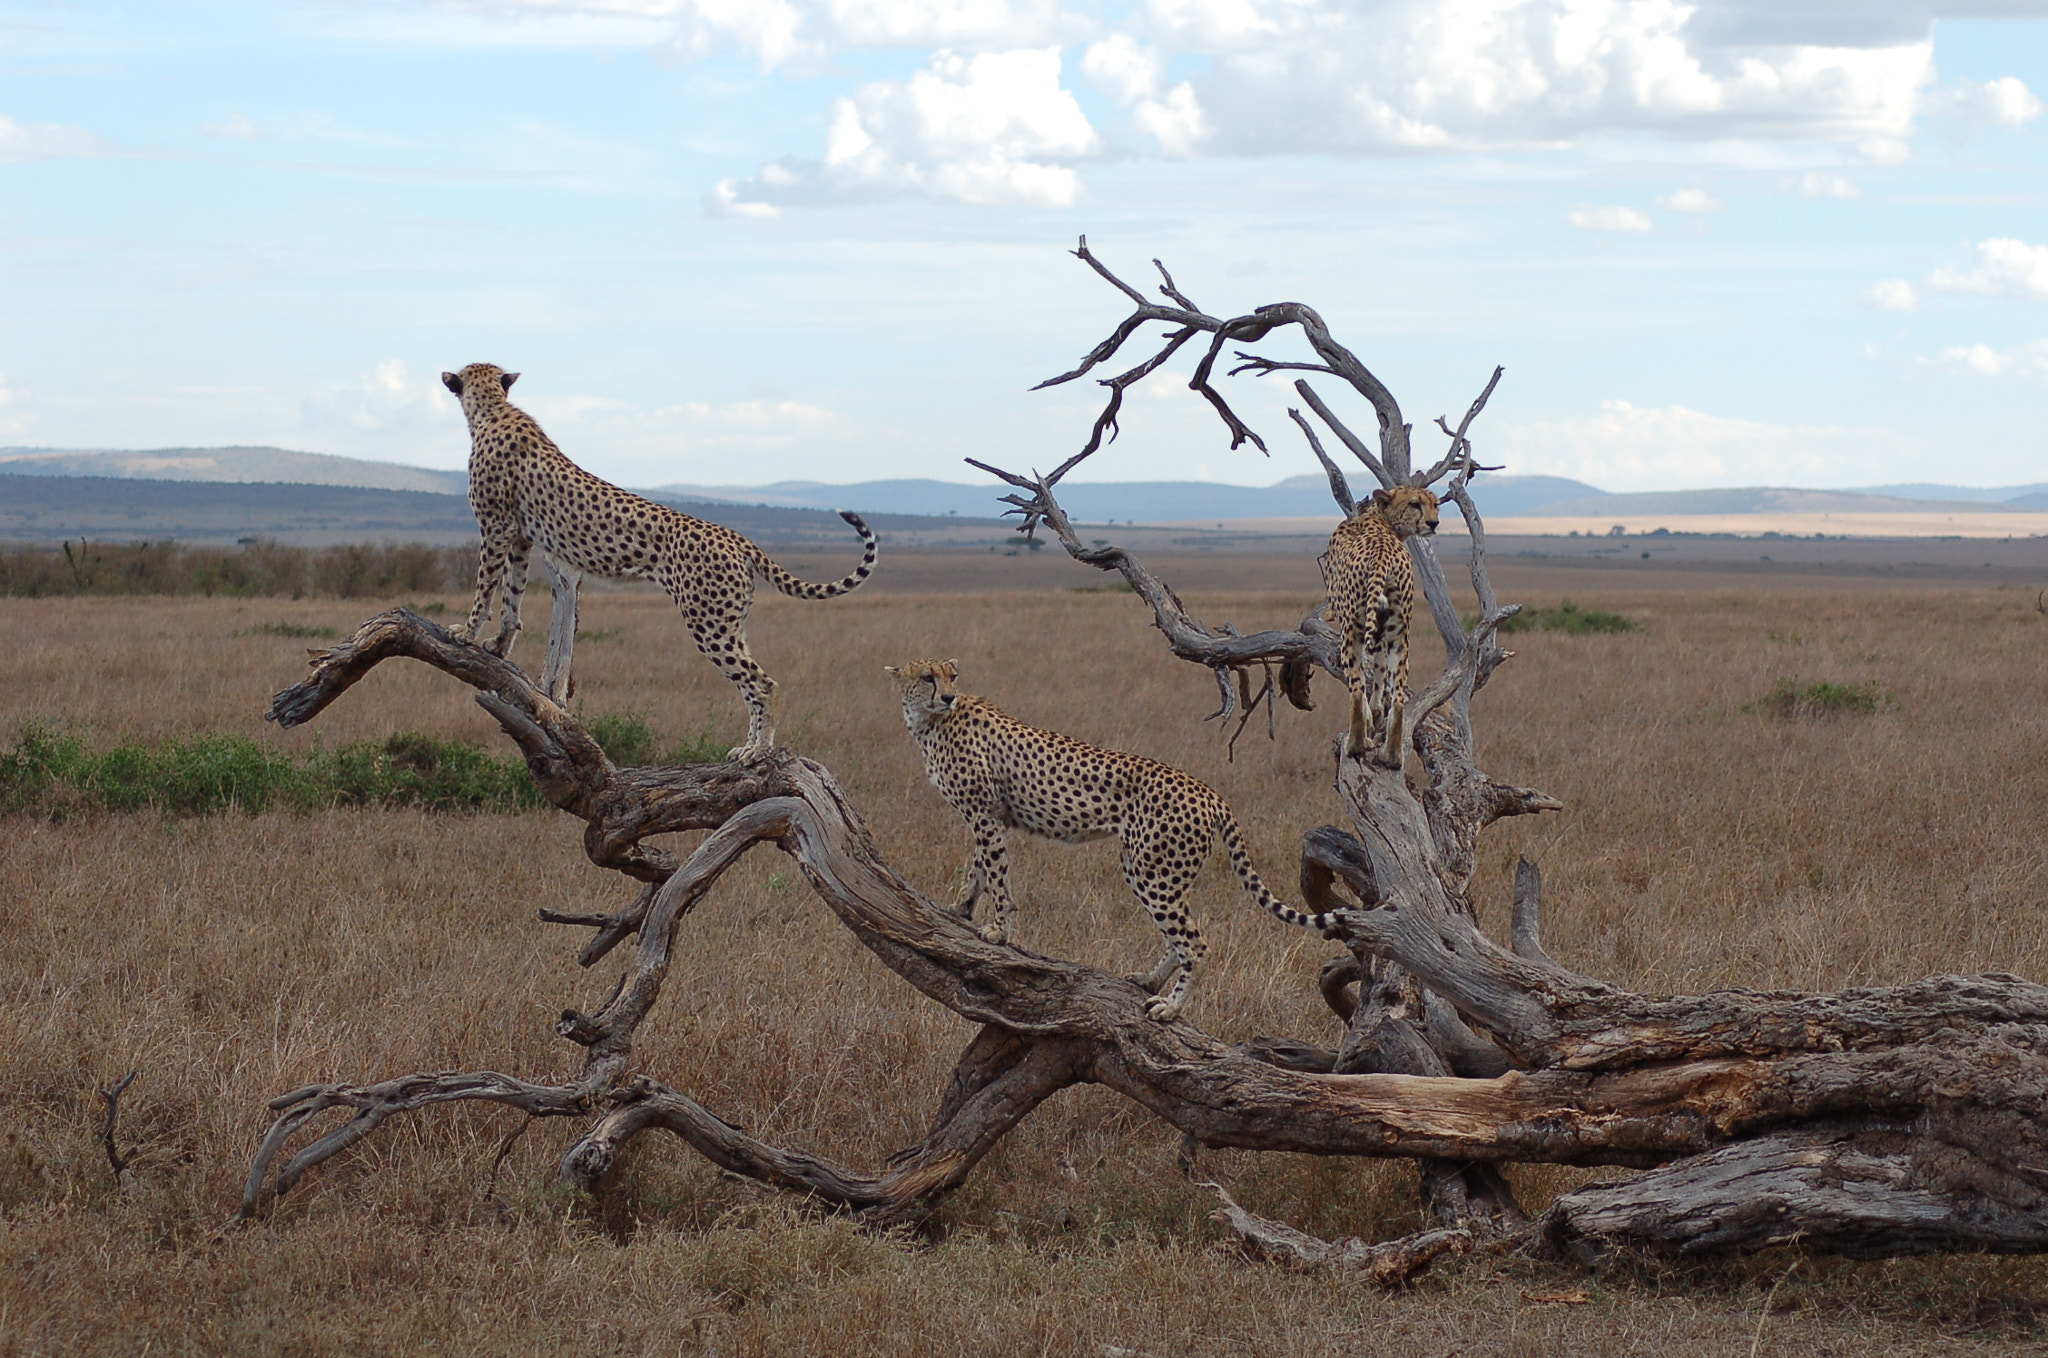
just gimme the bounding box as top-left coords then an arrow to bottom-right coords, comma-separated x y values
238,608 -> 2048,1260
238,240 -> 2048,1265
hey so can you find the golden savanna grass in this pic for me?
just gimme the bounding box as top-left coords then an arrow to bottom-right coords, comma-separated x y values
2,551 -> 2046,1355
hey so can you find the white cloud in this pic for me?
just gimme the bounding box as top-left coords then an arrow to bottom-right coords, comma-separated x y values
1792,171 -> 1861,199
1860,278 -> 1917,311
0,114 -> 103,161
1929,239 -> 2048,301
1930,340 -> 2048,384
1135,0 -> 1931,157
1499,398 -> 1919,491
1926,76 -> 2045,129
202,113 -> 259,140
443,0 -> 1075,68
300,360 -> 461,437
1567,205 -> 1653,233
1083,33 -> 1208,155
716,47 -> 1099,208
1656,187 -> 1721,212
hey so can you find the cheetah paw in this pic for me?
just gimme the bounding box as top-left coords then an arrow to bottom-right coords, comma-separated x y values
977,922 -> 1008,945
1143,997 -> 1183,1022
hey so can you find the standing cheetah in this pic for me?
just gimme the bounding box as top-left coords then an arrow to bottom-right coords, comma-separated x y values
1322,486 -> 1439,763
886,659 -> 1345,1022
441,362 -> 877,761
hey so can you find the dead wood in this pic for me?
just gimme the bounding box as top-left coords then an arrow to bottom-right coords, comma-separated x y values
99,1070 -> 138,1195
237,241 -> 2048,1265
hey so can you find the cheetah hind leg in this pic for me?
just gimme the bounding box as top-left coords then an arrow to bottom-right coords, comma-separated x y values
1143,942 -> 1203,1022
487,540 -> 531,658
953,857 -> 984,920
1126,949 -> 1179,995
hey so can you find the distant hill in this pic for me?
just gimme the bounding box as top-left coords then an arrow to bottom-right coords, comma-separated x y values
0,473 -> 1004,547
1852,482 -> 2048,503
0,446 -> 468,496
649,473 -> 1609,523
1516,487 -> 2024,518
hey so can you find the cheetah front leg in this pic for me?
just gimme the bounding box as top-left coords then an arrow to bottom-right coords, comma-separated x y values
967,815 -> 1015,945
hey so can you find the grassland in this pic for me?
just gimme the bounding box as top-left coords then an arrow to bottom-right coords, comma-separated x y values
1,553 -> 2045,1355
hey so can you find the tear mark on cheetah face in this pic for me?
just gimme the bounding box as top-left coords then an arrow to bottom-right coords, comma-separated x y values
443,362 -> 878,762
886,658 -> 1343,1023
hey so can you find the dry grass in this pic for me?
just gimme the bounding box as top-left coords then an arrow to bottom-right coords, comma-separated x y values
1,561 -> 2046,1355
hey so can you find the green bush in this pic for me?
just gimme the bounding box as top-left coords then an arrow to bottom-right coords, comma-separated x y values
1747,679 -> 1892,719
1495,599 -> 1640,635
0,724 -> 541,818
585,711 -> 658,766
239,622 -> 340,640
0,538 -> 479,599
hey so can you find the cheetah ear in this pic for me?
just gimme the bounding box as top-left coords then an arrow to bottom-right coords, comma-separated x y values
882,665 -> 900,677
1371,488 -> 1392,508
941,659 -> 959,679
441,371 -> 463,396
500,371 -> 520,392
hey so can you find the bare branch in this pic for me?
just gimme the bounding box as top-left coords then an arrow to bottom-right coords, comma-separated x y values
1294,381 -> 1392,489
1415,365 -> 1505,488
100,1070 -> 137,1192
1288,407 -> 1356,516
1203,1179 -> 1474,1283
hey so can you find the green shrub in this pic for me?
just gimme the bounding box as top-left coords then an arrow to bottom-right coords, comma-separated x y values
1747,679 -> 1892,719
0,538 -> 478,599
661,730 -> 734,766
584,711 -> 658,766
0,723 -> 540,818
239,622 -> 340,640
1490,599 -> 1640,635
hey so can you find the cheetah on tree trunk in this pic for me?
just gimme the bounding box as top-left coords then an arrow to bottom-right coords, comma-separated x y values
441,363 -> 877,762
1322,486 -> 1439,765
886,659 -> 1344,1022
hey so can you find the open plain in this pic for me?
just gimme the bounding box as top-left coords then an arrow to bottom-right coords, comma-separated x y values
2,544 -> 2046,1356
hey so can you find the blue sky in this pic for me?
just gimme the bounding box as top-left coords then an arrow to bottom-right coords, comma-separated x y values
1,0 -> 2044,493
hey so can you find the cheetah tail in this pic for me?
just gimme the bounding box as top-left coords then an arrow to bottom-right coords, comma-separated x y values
758,510 -> 879,600
1215,807 -> 1342,934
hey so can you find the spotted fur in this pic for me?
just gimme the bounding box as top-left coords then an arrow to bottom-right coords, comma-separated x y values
886,659 -> 1341,1022
442,362 -> 877,761
1322,486 -> 1439,762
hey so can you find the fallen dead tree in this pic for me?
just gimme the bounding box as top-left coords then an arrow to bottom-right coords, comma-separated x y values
238,242 -> 2048,1270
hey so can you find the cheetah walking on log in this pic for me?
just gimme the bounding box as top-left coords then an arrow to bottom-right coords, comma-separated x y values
887,659 -> 1343,1022
1322,486 -> 1439,763
442,362 -> 877,761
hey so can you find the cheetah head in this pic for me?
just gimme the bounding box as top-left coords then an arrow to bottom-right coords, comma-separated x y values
440,363 -> 521,407
885,659 -> 960,727
1370,486 -> 1440,539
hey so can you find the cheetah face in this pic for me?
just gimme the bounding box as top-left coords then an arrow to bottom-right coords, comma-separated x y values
1370,486 -> 1440,539
885,658 -> 960,724
440,363 -> 520,402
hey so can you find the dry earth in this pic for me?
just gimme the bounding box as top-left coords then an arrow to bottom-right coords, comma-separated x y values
1,549 -> 2046,1355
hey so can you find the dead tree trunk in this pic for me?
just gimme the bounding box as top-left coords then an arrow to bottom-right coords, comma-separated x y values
236,241 -> 2048,1267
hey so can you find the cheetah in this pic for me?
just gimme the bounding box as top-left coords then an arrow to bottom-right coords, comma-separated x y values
441,362 -> 877,761
886,659 -> 1344,1022
1322,486 -> 1439,764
